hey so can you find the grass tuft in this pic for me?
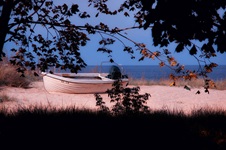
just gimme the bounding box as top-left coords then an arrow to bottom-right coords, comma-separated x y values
0,58 -> 41,88
129,77 -> 226,90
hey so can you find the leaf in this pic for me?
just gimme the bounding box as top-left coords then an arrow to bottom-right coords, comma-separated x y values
71,4 -> 79,13
124,12 -> 130,17
175,43 -> 184,53
139,56 -> 145,61
205,89 -> 209,94
64,19 -> 70,25
30,28 -> 34,33
189,72 -> 197,79
149,54 -> 155,60
95,12 -> 99,17
141,49 -> 147,55
210,63 -> 218,68
34,72 -> 39,76
62,4 -> 68,12
112,10 -> 117,15
123,46 -> 133,54
201,44 -> 207,51
109,58 -> 114,63
170,82 -> 175,86
211,53 -> 217,57
138,43 -> 146,48
201,43 -> 215,53
161,39 -> 169,47
154,51 -> 160,57
164,49 -> 171,55
196,90 -> 200,94
189,45 -> 197,55
97,48 -> 112,54
169,74 -> 176,80
159,62 -> 165,67
184,85 -> 191,91
131,56 -> 135,59
168,57 -> 177,66
45,1 -> 53,7
204,65 -> 212,73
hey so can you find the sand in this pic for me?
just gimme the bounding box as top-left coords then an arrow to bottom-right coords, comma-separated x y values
1,81 -> 226,114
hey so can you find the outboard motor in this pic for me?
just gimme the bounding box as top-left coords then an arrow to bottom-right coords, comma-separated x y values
108,65 -> 122,79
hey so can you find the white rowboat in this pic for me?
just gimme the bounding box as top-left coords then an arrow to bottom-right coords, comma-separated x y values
42,64 -> 129,94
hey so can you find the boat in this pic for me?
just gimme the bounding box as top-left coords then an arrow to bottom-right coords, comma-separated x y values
42,62 -> 129,94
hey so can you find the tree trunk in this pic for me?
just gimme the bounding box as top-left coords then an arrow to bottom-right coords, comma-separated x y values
0,0 -> 14,60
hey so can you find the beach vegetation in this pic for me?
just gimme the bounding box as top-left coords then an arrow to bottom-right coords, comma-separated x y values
0,105 -> 226,149
0,57 -> 41,88
95,80 -> 151,115
129,77 -> 226,90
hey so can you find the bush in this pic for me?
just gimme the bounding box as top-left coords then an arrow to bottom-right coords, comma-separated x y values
95,79 -> 151,115
0,58 -> 41,88
0,63 -> 31,87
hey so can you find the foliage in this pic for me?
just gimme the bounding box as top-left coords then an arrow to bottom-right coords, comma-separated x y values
95,80 -> 151,115
1,0 -> 89,74
1,0 -> 226,91
88,0 -> 226,92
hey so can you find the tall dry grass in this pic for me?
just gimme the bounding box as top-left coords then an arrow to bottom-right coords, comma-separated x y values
129,77 -> 226,90
0,57 -> 41,88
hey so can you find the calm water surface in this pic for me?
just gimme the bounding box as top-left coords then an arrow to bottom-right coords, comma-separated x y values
77,65 -> 226,80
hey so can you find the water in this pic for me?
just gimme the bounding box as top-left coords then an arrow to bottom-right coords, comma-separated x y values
76,65 -> 226,81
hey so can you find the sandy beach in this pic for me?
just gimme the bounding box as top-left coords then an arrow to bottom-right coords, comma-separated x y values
1,81 -> 226,114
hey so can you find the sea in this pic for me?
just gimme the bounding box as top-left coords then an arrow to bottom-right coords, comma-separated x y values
74,65 -> 226,81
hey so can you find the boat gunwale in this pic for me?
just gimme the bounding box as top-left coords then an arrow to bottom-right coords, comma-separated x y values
42,72 -> 129,84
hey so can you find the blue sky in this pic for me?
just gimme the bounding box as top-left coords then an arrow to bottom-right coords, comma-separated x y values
74,0 -> 226,66
3,0 -> 226,66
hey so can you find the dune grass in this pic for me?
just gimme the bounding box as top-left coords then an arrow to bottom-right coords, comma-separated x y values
0,106 -> 226,149
129,77 -> 226,90
0,58 -> 41,88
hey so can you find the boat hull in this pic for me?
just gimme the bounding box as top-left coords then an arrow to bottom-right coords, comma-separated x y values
43,73 -> 129,94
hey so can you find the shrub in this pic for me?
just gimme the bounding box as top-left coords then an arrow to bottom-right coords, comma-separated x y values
0,63 -> 31,87
0,58 -> 41,88
95,80 -> 151,115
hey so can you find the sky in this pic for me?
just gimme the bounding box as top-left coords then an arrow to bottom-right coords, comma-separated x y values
3,0 -> 226,66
